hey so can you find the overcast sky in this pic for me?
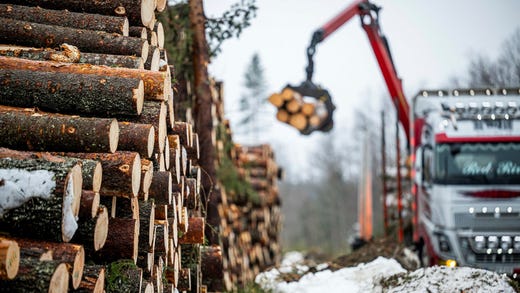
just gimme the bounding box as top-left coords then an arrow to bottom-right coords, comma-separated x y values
203,0 -> 520,180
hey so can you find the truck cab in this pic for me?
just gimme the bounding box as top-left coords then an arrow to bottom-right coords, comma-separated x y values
413,88 -> 520,276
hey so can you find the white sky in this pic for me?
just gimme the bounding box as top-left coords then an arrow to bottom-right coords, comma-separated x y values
204,0 -> 520,180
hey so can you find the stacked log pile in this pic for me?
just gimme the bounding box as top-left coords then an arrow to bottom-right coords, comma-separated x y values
0,1 -> 206,292
0,1 -> 283,292
196,81 -> 283,291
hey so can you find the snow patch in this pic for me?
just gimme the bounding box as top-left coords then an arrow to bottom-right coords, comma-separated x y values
62,177 -> 78,242
0,168 -> 56,216
256,256 -> 405,293
384,265 -> 515,293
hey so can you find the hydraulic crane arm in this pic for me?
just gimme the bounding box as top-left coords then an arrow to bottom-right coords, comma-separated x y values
304,0 -> 411,141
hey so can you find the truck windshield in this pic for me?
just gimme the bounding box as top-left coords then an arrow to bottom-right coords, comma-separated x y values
434,142 -> 520,184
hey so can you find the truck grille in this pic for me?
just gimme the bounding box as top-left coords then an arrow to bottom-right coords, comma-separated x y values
475,253 -> 520,263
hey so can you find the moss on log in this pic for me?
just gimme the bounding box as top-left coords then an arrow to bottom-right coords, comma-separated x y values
2,258 -> 69,293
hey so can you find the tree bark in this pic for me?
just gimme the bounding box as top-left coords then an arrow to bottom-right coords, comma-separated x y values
177,268 -> 191,291
0,157 -> 82,242
15,238 -> 84,289
114,196 -> 139,220
185,178 -> 199,210
118,122 -> 155,159
54,152 -> 141,198
79,190 -> 100,219
0,46 -> 145,69
94,218 -> 139,263
0,237 -> 19,280
129,26 -> 147,39
189,0 -> 217,205
0,148 -> 101,201
72,264 -> 105,293
144,45 -> 160,71
140,159 -> 154,201
0,17 -> 148,57
72,205 -> 108,253
121,101 -> 167,156
0,106 -> 119,153
0,4 -> 129,35
170,121 -> 192,148
1,258 -> 69,293
186,133 -> 200,161
179,217 -> 204,244
148,171 -> 172,206
0,0 -> 156,27
0,56 -> 170,102
0,67 -> 144,117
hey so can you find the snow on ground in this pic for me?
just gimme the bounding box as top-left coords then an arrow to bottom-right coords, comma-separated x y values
256,251 -> 517,293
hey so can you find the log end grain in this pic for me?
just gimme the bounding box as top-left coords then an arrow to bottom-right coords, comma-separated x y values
141,41 -> 149,63
156,22 -> 164,49
109,119 -> 120,154
134,80 -> 145,115
0,238 -> 19,280
94,206 -> 109,251
49,263 -> 69,293
92,162 -> 103,194
122,17 -> 130,37
147,126 -> 155,159
156,0 -> 167,12
141,0 -> 156,27
150,47 -> 160,72
72,245 -> 85,289
131,153 -> 142,197
63,164 -> 83,242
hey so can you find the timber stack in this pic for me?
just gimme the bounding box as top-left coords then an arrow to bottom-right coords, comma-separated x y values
269,87 -> 331,133
0,1 -> 282,292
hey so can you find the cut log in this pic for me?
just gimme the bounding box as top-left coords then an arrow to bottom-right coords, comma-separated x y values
73,264 -> 105,293
186,133 -> 200,161
105,261 -> 143,293
54,152 -> 141,198
0,45 -> 145,69
155,22 -> 165,49
0,148 -> 100,200
268,93 -> 284,107
163,138 -> 171,171
0,4 -> 129,35
0,158 -> 82,242
79,52 -> 144,69
180,147 -> 188,176
276,109 -> 290,123
201,245 -> 225,291
179,217 -> 205,244
99,196 -> 117,218
154,224 -> 169,258
168,216 -> 178,249
129,26 -> 147,39
148,171 -> 172,206
0,68 -> 144,117
185,178 -> 199,210
1,0 -> 156,27
1,258 -> 69,293
114,196 -> 139,220
288,113 -> 307,131
0,18 -> 148,57
177,268 -> 191,292
95,218 -> 139,263
0,237 -> 19,280
0,56 -> 169,101
139,159 -> 154,201
118,122 -> 155,158
169,147 -> 181,186
120,101 -> 167,156
145,45 -> 160,71
170,121 -> 192,148
72,205 -> 108,253
138,200 -> 155,252
79,190 -> 100,219
16,238 -> 84,289
0,106 -> 119,153
154,205 -> 167,222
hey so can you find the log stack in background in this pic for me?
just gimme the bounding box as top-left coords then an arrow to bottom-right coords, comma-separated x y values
0,1 -> 283,292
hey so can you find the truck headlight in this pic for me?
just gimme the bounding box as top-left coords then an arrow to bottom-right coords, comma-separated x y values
514,236 -> 520,250
474,236 -> 485,250
501,236 -> 512,250
488,236 -> 499,249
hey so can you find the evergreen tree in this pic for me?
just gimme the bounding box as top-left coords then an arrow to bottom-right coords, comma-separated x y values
239,53 -> 268,142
